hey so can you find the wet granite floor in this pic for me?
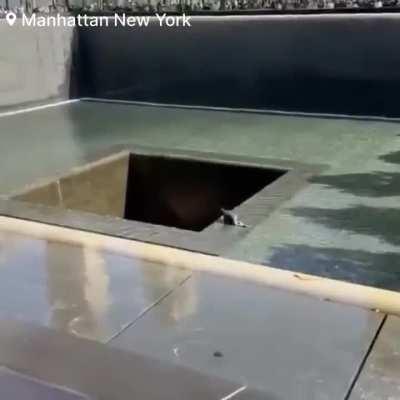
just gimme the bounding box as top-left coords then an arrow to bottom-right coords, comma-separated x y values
349,315 -> 400,400
0,227 -> 387,400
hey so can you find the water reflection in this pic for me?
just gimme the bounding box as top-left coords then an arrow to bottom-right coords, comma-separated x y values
167,275 -> 197,324
0,231 -> 190,341
141,264 -> 198,326
45,242 -> 110,339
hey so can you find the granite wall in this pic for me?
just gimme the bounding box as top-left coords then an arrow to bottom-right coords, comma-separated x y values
0,20 -> 76,109
77,14 -> 400,117
3,14 -> 400,117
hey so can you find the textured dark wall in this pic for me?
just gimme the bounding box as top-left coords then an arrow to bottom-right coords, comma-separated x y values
77,14 -> 400,116
0,22 -> 75,110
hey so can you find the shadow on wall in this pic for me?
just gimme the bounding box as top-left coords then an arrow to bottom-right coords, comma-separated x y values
267,149 -> 400,290
292,205 -> 400,247
292,148 -> 400,245
309,171 -> 400,198
379,150 -> 400,165
269,244 -> 400,290
307,149 -> 400,197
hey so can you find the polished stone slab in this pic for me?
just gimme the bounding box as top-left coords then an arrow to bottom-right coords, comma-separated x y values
0,230 -> 191,342
14,153 -> 130,218
0,367 -> 90,400
111,272 -> 384,400
0,319 -> 267,400
350,316 -> 400,400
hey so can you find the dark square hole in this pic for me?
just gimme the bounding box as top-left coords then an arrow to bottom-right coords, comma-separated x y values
124,154 -> 286,231
14,153 -> 287,232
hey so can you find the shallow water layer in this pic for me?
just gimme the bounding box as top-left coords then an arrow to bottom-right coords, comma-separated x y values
1,100 -> 400,289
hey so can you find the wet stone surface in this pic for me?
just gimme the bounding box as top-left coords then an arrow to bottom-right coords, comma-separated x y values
1,100 -> 400,291
0,367 -> 90,400
0,230 -> 191,342
111,272 -> 384,400
349,316 -> 400,400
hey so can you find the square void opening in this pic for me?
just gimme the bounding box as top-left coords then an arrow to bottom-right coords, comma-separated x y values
15,153 -> 287,232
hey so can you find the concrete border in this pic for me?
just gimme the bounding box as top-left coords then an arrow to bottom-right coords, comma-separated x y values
0,144 -> 322,256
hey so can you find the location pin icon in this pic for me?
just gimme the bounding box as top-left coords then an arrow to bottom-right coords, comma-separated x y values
6,12 -> 16,26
